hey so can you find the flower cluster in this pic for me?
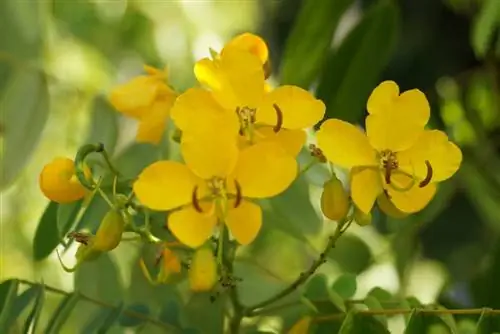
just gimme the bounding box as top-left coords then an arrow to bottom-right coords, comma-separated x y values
39,33 -> 462,290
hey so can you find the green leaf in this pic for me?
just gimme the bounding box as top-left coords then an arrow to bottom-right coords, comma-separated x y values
303,274 -> 345,314
338,310 -> 390,333
119,303 -> 150,327
112,143 -> 160,179
82,302 -> 124,334
315,0 -> 400,124
182,293 -> 224,334
57,199 -> 84,239
4,284 -> 39,331
328,235 -> 372,274
331,274 -> 357,299
280,0 -> 354,88
86,96 -> 119,156
33,201 -> 60,261
364,296 -> 387,327
44,292 -> 80,334
159,300 -> 181,328
366,287 -> 393,305
265,174 -> 322,239
23,284 -> 45,334
476,309 -> 500,334
0,279 -> 19,332
404,309 -> 427,334
74,253 -> 124,305
471,0 -> 500,58
0,70 -> 49,189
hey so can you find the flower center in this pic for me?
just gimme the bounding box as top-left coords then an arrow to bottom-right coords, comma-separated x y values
235,104 -> 283,143
379,149 -> 399,185
191,177 -> 243,213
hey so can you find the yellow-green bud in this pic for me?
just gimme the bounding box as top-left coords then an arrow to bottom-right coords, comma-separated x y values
188,247 -> 217,292
92,209 -> 125,252
353,207 -> 372,226
320,177 -> 349,221
158,248 -> 183,284
377,194 -> 409,218
75,242 -> 101,262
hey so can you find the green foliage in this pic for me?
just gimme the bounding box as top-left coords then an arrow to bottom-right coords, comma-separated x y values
0,70 -> 49,189
280,0 -> 354,88
471,0 -> 500,58
33,202 -> 61,261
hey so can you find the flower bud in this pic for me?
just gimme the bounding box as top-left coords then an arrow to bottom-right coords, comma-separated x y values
39,157 -> 91,203
377,193 -> 409,219
223,33 -> 269,69
92,209 -> 125,252
157,248 -> 182,284
320,177 -> 349,221
287,316 -> 312,334
188,247 -> 217,292
353,207 -> 372,226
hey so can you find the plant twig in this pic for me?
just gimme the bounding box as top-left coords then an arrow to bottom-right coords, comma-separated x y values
244,219 -> 351,316
17,279 -> 181,332
313,307 -> 500,322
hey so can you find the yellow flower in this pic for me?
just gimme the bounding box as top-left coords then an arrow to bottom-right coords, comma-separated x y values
39,157 -> 90,203
171,46 -> 325,157
133,132 -> 297,248
222,32 -> 270,78
109,65 -> 176,145
317,81 -> 462,214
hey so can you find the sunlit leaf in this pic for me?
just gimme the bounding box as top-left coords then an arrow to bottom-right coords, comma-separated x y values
315,0 -> 400,124
280,0 -> 354,88
112,143 -> 160,179
3,284 -> 39,331
404,309 -> 426,334
0,279 -> 19,332
364,296 -> 386,327
33,201 -> 60,261
44,292 -> 80,334
85,96 -> 119,156
0,70 -> 49,189
303,274 -> 345,314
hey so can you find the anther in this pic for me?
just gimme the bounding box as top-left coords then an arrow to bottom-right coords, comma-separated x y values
191,186 -> 204,213
272,104 -> 283,133
68,232 -> 90,245
419,160 -> 433,188
234,180 -> 242,208
384,167 -> 392,185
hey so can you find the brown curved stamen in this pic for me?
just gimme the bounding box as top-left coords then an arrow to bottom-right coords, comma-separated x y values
419,160 -> 433,188
192,186 -> 204,213
272,104 -> 283,133
384,166 -> 392,185
234,180 -> 242,208
383,189 -> 392,200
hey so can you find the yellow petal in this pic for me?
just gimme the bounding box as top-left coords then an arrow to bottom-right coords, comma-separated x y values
231,142 -> 297,198
366,80 -> 400,115
109,76 -> 161,118
316,119 -> 377,169
257,86 -> 325,129
350,167 -> 383,214
254,127 -> 306,156
39,158 -> 88,203
386,178 -> 437,213
397,130 -> 462,182
168,206 -> 218,248
194,47 -> 265,111
189,246 -> 217,292
133,161 -> 201,211
170,88 -> 239,136
223,32 -> 269,65
376,193 -> 409,218
225,200 -> 262,245
136,95 -> 175,144
181,132 -> 239,179
365,85 -> 430,152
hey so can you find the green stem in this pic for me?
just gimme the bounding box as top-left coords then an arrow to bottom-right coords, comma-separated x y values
244,219 -> 350,317
298,160 -> 318,177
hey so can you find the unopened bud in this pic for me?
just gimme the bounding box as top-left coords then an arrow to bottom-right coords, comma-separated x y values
353,207 -> 372,226
92,209 -> 125,252
320,177 -> 349,221
188,247 -> 217,292
158,248 -> 182,284
377,193 -> 408,219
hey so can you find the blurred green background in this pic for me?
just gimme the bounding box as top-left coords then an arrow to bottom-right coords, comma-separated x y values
1,0 -> 500,333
